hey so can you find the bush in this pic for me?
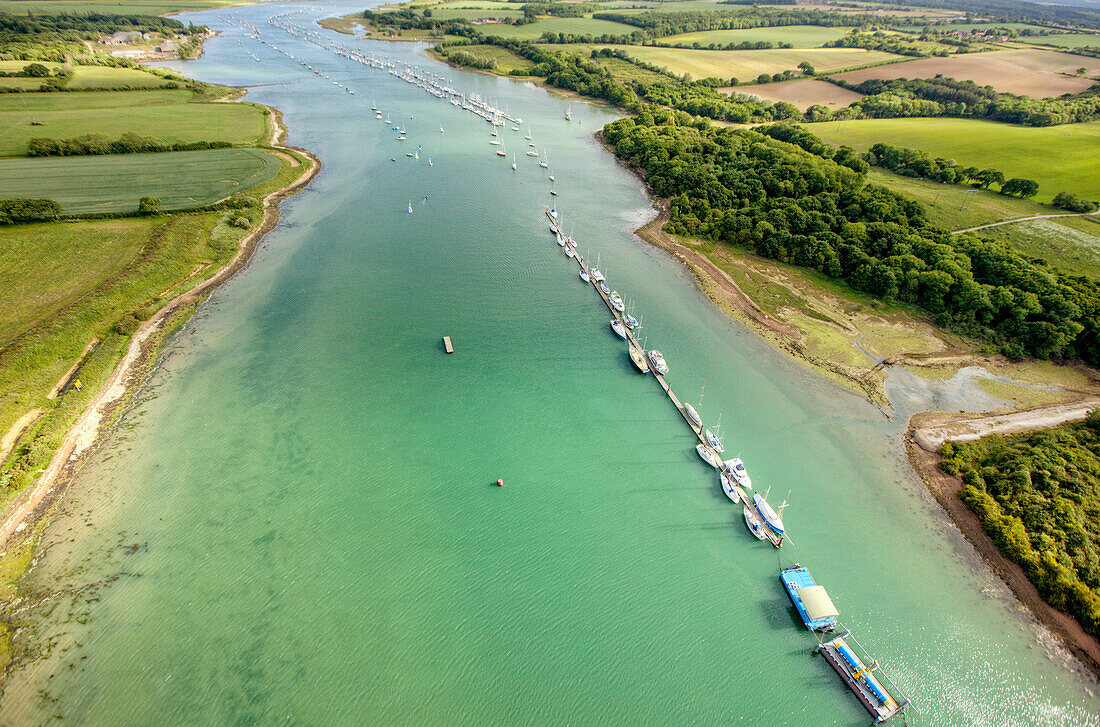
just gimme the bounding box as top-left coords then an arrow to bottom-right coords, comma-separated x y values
0,198 -> 62,224
138,196 -> 161,215
1053,191 -> 1098,213
230,216 -> 250,229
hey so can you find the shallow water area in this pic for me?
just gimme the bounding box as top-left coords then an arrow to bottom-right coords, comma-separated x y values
3,2 -> 1100,725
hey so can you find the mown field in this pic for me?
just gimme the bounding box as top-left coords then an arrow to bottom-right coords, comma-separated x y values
607,45 -> 899,81
0,89 -> 267,157
831,48 -> 1100,97
476,16 -> 641,41
0,148 -> 282,214
809,117 -> 1100,202
1026,33 -> 1100,49
657,25 -> 854,48
730,78 -> 863,110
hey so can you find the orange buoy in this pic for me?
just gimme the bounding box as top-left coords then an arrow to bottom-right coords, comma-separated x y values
496,479 -> 504,487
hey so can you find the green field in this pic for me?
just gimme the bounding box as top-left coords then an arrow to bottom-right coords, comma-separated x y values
0,62 -> 173,90
809,118 -> 1100,203
900,22 -> 1048,32
657,26 -> 855,49
0,148 -> 282,214
1027,33 -> 1100,49
982,214 -> 1100,280
429,8 -> 522,21
0,89 -> 267,157
437,44 -> 535,74
477,16 -> 640,41
607,45 -> 899,81
0,218 -> 157,347
865,169 -> 1051,231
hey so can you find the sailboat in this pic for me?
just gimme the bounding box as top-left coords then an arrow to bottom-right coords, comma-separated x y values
719,472 -> 740,503
497,140 -> 507,157
525,130 -> 532,140
610,319 -> 627,340
539,151 -> 549,169
705,414 -> 724,452
408,200 -> 413,214
440,124 -> 444,133
628,344 -> 649,373
579,268 -> 590,283
753,488 -> 788,538
512,154 -> 517,171
428,156 -> 433,166
565,105 -> 572,121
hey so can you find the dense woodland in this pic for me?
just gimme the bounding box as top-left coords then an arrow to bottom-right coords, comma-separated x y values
604,113 -> 1100,365
940,413 -> 1100,638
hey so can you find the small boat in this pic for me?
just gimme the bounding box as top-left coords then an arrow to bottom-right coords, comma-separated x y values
511,126 -> 519,131
683,403 -> 701,427
497,147 -> 506,157
512,154 -> 517,171
391,157 -> 396,162
590,267 -> 604,282
696,443 -> 722,469
598,281 -> 610,296
753,489 -> 788,537
440,125 -> 444,133
550,189 -> 558,196
705,429 -> 724,453
565,105 -> 572,120
719,472 -> 740,503
623,313 -> 638,330
408,201 -> 413,214
725,457 -> 751,489
565,244 -> 575,259
556,233 -> 566,247
780,564 -> 839,632
580,268 -> 590,283
743,506 -> 767,541
526,151 -> 539,157
490,140 -> 501,146
609,292 -> 625,312
539,154 -> 549,169
549,175 -> 555,182
628,344 -> 649,373
428,157 -> 433,166
525,133 -> 532,140
610,319 -> 627,340
647,349 -> 669,375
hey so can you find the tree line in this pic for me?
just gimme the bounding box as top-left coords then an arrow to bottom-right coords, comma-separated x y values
28,132 -> 232,157
0,198 -> 61,224
939,412 -> 1100,639
868,142 -> 1040,198
604,113 -> 1100,364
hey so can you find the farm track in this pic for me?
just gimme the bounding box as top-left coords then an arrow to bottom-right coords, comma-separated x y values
951,209 -> 1100,234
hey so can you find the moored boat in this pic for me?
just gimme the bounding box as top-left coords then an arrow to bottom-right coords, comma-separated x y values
628,345 -> 649,373
598,281 -> 610,296
753,490 -> 788,537
720,472 -> 740,503
623,313 -> 638,329
743,506 -> 767,541
683,403 -> 702,427
610,319 -> 627,340
565,244 -> 575,258
780,564 -> 839,632
647,349 -> 669,375
815,631 -> 911,724
705,428 -> 724,453
579,268 -> 590,283
696,443 -> 722,469
725,457 -> 751,489
609,291 -> 625,312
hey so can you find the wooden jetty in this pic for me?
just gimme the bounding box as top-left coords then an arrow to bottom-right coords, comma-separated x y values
545,208 -> 720,459
443,336 -> 454,354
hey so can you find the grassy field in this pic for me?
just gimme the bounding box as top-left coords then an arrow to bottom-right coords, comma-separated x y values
0,218 -> 157,348
0,61 -> 173,90
476,16 -> 641,41
730,78 -> 864,110
831,48 -> 1100,97
1026,33 -> 1100,49
436,44 -> 535,74
0,148 -> 282,214
606,46 -> 899,81
657,25 -> 857,50
865,169 -> 1051,230
808,118 -> 1100,202
981,215 -> 1100,281
0,89 -> 267,158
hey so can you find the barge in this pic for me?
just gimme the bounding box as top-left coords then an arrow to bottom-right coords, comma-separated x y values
816,630 -> 911,724
780,565 -> 838,632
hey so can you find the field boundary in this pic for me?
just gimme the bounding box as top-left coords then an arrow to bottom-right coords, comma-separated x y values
952,208 -> 1100,234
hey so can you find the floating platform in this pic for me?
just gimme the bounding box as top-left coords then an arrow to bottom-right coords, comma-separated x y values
816,630 -> 910,724
780,565 -> 838,632
443,336 -> 453,354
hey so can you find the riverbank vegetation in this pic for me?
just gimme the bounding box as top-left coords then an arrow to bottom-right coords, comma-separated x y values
939,412 -> 1100,639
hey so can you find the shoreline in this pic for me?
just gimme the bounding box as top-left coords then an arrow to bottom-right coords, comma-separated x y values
0,104 -> 320,554
905,411 -> 1100,681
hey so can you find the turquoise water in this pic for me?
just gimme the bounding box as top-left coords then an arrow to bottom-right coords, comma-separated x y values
2,4 -> 1099,724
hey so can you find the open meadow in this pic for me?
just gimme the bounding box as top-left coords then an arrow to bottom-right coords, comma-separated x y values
475,16 -> 640,41
0,149 -> 282,214
0,61 -> 173,91
831,48 -> 1100,97
809,117 -> 1100,202
603,46 -> 898,81
0,89 -> 267,157
730,78 -> 863,110
981,214 -> 1100,281
1024,33 -> 1100,49
656,25 -> 854,48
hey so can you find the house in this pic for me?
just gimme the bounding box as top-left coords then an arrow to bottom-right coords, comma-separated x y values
155,40 -> 178,53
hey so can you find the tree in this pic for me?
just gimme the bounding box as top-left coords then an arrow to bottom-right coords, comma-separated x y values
756,73 -> 771,84
1077,67 -> 1088,76
974,168 -> 1005,189
138,196 -> 161,215
22,63 -> 50,77
797,61 -> 815,75
1053,191 -> 1098,213
1000,178 -> 1039,198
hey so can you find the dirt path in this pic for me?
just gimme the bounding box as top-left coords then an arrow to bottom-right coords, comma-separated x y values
0,410 -> 45,465
906,429 -> 1100,679
952,209 -> 1100,235
913,399 -> 1100,451
0,110 -> 320,550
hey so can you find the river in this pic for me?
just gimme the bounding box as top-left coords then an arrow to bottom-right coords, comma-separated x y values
1,2 -> 1098,724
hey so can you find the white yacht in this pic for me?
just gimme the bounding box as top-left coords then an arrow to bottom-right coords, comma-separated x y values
609,291 -> 625,312
628,344 -> 649,374
579,268 -> 590,283
683,403 -> 701,427
696,443 -> 722,469
647,349 -> 668,375
610,319 -> 627,340
753,490 -> 787,536
725,458 -> 751,488
705,429 -> 724,452
744,506 -> 767,541
720,472 -> 740,503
